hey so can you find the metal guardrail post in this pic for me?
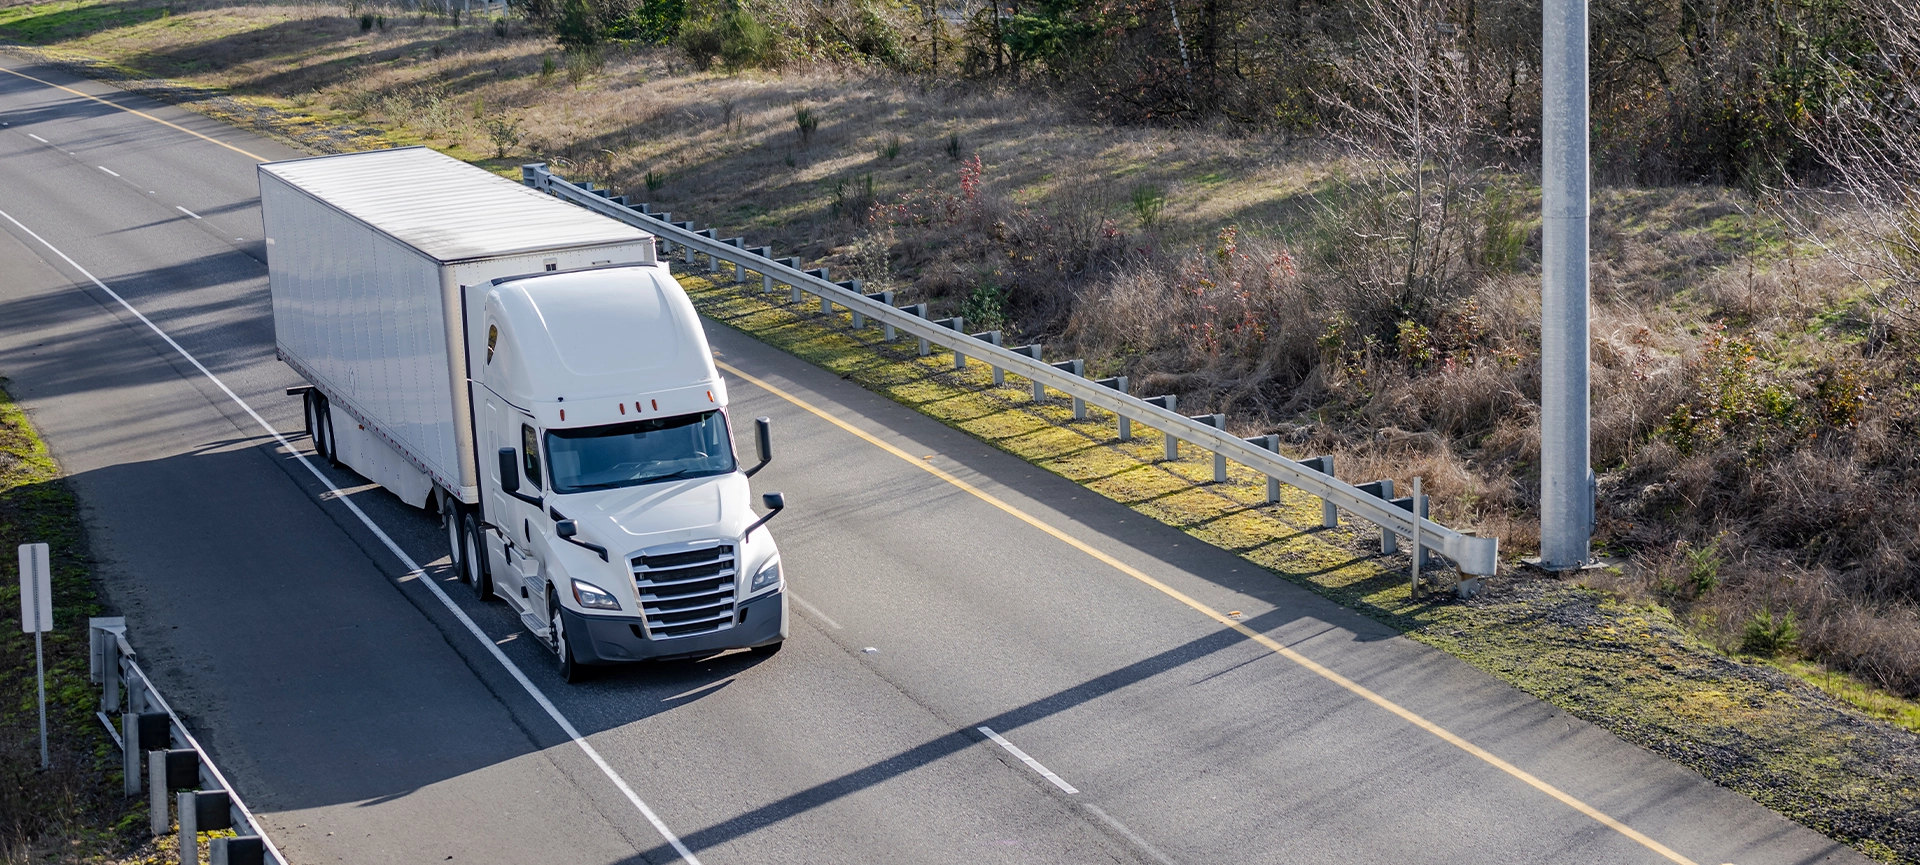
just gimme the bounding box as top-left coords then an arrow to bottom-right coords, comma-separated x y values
719,237 -> 745,281
1244,434 -> 1280,501
971,331 -> 1003,381
798,268 -> 829,306
1357,480 -> 1397,554
1300,456 -> 1338,526
746,246 -> 771,287
831,279 -> 862,316
855,291 -> 893,329
1186,414 -> 1227,481
148,751 -> 170,837
1392,490 -> 1432,570
698,229 -> 719,272
932,317 -> 965,368
893,304 -> 929,354
1047,360 -> 1086,418
1009,345 -> 1043,398
1097,377 -> 1130,439
1144,395 -> 1178,459
519,163 -> 1503,576
178,791 -> 196,865
773,258 -> 799,295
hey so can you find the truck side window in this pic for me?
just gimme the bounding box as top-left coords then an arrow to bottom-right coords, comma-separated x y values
521,424 -> 543,490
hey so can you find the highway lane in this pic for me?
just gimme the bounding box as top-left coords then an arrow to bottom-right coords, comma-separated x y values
0,54 -> 1874,864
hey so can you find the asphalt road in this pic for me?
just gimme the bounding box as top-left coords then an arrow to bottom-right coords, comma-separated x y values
0,54 -> 1873,865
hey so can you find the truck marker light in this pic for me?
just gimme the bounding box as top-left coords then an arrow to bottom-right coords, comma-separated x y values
560,409 -> 566,421
619,403 -> 626,414
651,399 -> 658,410
707,391 -> 714,402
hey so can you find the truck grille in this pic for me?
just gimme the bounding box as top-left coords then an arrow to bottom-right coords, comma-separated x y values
631,543 -> 737,640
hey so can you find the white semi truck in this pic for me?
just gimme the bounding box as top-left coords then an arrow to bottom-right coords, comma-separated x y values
260,146 -> 787,680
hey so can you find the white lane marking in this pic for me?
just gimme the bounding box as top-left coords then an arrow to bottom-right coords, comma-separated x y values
175,206 -> 201,219
0,208 -> 705,865
97,165 -> 119,177
977,726 -> 1078,794
788,590 -> 843,629
1084,804 -> 1178,865
27,133 -> 47,142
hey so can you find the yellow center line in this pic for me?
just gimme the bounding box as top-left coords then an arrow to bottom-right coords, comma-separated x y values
0,64 -> 267,162
717,358 -> 1701,865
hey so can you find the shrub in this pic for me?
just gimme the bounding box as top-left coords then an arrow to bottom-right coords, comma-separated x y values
1742,608 -> 1801,658
793,104 -> 819,146
680,7 -> 776,72
879,133 -> 902,161
830,173 -> 875,220
554,0 -> 600,48
1129,183 -> 1165,230
483,117 -> 521,159
359,12 -> 373,31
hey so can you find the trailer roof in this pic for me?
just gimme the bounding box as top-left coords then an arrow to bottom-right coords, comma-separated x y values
259,147 -> 651,263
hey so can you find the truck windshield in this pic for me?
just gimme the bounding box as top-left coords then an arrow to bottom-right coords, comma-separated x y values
544,411 -> 736,494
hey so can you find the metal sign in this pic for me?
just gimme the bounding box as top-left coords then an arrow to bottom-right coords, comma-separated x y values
19,543 -> 50,633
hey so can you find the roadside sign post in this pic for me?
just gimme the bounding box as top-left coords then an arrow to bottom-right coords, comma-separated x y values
20,543 -> 52,769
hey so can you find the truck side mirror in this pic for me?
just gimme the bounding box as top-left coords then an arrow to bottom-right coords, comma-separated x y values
745,491 -> 785,542
744,417 -> 773,478
498,447 -> 520,493
555,519 -> 578,539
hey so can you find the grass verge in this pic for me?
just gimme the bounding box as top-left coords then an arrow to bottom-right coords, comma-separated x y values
0,382 -> 168,863
679,272 -> 1920,861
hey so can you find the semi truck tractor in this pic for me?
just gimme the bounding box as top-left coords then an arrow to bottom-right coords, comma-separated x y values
260,146 -> 787,680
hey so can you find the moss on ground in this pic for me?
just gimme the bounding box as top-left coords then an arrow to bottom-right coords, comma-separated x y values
680,272 -> 1920,861
0,384 -> 162,862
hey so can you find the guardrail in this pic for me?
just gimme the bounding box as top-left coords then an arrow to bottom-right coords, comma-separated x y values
521,164 -> 1500,580
88,617 -> 282,865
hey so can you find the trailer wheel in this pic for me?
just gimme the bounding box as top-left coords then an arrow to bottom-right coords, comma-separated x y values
462,511 -> 492,600
549,592 -> 589,683
303,390 -> 327,460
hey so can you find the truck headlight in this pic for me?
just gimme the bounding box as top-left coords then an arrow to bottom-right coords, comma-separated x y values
751,558 -> 782,592
571,579 -> 620,610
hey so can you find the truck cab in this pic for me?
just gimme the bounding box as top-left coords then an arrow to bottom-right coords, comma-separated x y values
466,264 -> 787,679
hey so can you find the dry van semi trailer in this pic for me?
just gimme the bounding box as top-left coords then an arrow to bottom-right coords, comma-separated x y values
260,147 -> 787,680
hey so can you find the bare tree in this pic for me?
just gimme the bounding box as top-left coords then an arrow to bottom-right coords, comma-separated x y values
1789,0 -> 1920,324
1313,0 -> 1521,332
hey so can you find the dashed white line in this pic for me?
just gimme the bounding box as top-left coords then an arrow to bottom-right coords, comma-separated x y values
0,207 -> 705,865
174,206 -> 201,219
789,591 -> 843,629
978,726 -> 1078,794
27,133 -> 46,142
97,165 -> 120,177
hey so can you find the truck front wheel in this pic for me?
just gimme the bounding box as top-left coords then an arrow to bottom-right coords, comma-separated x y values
462,511 -> 491,600
549,594 -> 589,683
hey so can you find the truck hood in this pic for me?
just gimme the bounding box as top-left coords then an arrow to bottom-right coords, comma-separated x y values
567,472 -> 754,556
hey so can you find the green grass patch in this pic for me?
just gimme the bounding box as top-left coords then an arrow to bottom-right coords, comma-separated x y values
0,0 -> 164,43
1780,661 -> 1920,734
0,382 -> 149,859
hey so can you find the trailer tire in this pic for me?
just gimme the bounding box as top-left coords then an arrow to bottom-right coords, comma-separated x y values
303,390 -> 327,461
309,393 -> 339,467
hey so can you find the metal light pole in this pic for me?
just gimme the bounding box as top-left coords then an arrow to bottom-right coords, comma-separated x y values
1539,0 -> 1592,569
